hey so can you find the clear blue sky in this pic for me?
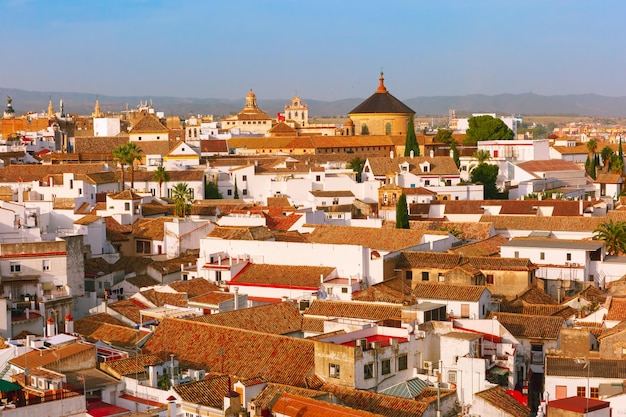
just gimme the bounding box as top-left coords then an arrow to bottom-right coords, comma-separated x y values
1,0 -> 623,101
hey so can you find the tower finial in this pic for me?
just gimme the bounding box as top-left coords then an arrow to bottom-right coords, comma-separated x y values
376,70 -> 387,93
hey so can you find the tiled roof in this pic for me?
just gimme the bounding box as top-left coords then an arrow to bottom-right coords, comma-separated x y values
0,163 -> 109,182
302,317 -> 326,333
151,254 -> 199,276
500,302 -> 576,319
74,214 -> 101,225
143,318 -> 315,387
448,235 -> 508,257
75,312 -> 127,327
318,384 -> 428,417
168,278 -> 220,298
546,356 -> 626,378
309,190 -> 355,198
104,216 -> 131,242
190,302 -> 302,334
231,264 -> 335,289
481,215 -> 605,232
513,286 -> 558,305
595,173 -> 622,184
269,122 -> 297,134
110,189 -> 143,200
84,257 -> 114,276
273,392 -> 386,417
101,354 -> 164,376
77,322 -> 146,347
253,382 -> 325,411
133,169 -> 205,182
465,256 -> 537,272
474,386 -> 530,417
517,159 -> 582,173
201,139 -> 229,153
488,312 -> 563,340
607,297 -> 626,320
396,251 -> 462,269
438,199 -> 598,217
208,226 -> 273,241
131,217 -> 171,240
126,274 -> 160,289
188,291 -> 234,305
366,156 -> 459,176
304,300 -> 402,321
351,276 -> 413,305
112,256 -> 154,275
307,225 -> 439,252
140,289 -> 187,307
349,78 -> 415,114
413,283 -> 488,302
74,136 -> 129,154
10,342 -> 95,370
174,374 -> 231,408
107,298 -> 149,324
267,196 -> 292,207
403,220 -> 494,241
136,140 -> 175,156
129,114 -> 169,133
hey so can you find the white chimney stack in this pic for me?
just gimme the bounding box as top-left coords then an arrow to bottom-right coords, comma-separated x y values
25,308 -> 29,320
65,313 -> 74,334
233,287 -> 239,310
410,150 -> 414,159
390,150 -> 394,159
46,317 -> 55,337
429,149 -> 434,158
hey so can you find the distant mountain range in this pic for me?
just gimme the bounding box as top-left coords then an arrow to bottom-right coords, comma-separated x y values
2,87 -> 626,118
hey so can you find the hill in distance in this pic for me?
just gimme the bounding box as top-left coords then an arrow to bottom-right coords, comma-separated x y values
2,87 -> 626,119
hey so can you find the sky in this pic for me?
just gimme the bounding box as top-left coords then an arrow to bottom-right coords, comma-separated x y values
0,0 -> 624,101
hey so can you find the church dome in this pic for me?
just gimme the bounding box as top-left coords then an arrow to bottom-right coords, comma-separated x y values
349,72 -> 415,115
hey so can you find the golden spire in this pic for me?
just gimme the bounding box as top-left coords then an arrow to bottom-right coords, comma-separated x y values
47,98 -> 54,117
93,98 -> 102,118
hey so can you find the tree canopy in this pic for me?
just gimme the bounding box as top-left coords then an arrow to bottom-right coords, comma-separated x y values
470,163 -> 499,199
152,165 -> 170,198
171,182 -> 193,218
349,157 -> 366,183
463,115 -> 514,145
594,220 -> 626,256
112,142 -> 143,190
395,193 -> 409,229
434,129 -> 454,145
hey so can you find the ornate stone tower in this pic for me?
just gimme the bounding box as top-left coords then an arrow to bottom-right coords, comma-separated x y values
284,96 -> 309,126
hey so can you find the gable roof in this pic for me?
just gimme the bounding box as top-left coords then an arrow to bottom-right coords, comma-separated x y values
190,302 -> 303,334
174,374 -> 231,409
546,356 -> 626,379
366,156 -> 459,177
129,114 -> 169,134
413,283 -> 488,302
474,386 -> 530,417
107,298 -> 150,324
448,235 -> 508,257
143,318 -> 315,387
273,392 -> 387,417
230,264 -> 335,289
201,139 -> 229,153
167,278 -> 220,298
480,215 -> 605,232
351,276 -> 413,305
517,159 -> 583,173
304,300 -> 403,321
488,312 -> 563,340
10,342 -> 95,370
307,225 -> 439,252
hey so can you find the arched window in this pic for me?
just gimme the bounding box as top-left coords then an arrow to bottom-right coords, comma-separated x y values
385,122 -> 392,135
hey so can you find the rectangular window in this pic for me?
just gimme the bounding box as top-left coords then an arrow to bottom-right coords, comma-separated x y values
461,303 -> 470,318
486,274 -> 494,284
341,287 -> 348,293
567,253 -> 572,261
242,175 -> 247,181
577,386 -> 586,397
125,202 -> 130,211
448,371 -> 457,383
405,271 -> 413,281
421,271 -> 429,281
364,363 -> 374,379
42,260 -> 50,271
540,252 -> 545,260
242,189 -> 248,196
398,355 -> 408,371
555,385 -> 567,399
10,262 -> 20,273
215,271 -> 222,282
514,251 -> 519,258
227,189 -> 232,196
329,363 -> 340,378
590,387 -> 599,399
316,175 -> 321,181
381,359 -> 391,375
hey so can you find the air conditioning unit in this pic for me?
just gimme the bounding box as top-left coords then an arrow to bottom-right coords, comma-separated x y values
423,361 -> 433,374
572,262 -> 579,267
564,262 -> 571,266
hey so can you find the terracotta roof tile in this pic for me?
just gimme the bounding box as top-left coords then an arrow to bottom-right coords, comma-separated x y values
101,354 -> 164,377
304,300 -> 402,321
401,220 -> 494,241
129,114 -> 169,133
174,374 -> 231,408
107,298 -> 149,324
168,278 -> 220,298
448,235 -> 508,257
143,318 -> 315,386
190,302 -> 302,334
253,382 -> 325,411
208,226 -> 273,241
231,264 -> 335,289
140,289 -> 187,307
413,282 -> 488,302
607,297 -> 626,320
366,156 -> 459,177
546,356 -> 626,378
74,136 -> 129,154
307,225 -> 440,252
10,342 -> 95,370
201,140 -> 229,153
351,276 -> 413,305
126,274 -> 160,288
481,215 -> 605,232
488,312 -> 563,340
474,386 -> 531,417
273,392 -> 386,417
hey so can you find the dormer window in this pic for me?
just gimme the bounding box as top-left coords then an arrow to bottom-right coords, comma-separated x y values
400,162 -> 409,172
420,161 -> 430,172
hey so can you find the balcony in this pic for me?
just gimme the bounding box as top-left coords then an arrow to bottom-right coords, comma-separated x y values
531,350 -> 544,365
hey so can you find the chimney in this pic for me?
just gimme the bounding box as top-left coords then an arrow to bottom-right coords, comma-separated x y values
410,150 -> 414,159
180,264 -> 184,272
390,150 -> 394,159
65,313 -> 74,334
218,255 -> 221,265
320,274 -> 324,285
449,149 -> 454,158
223,391 -> 242,416
233,287 -> 239,310
46,317 -> 55,337
429,149 -> 434,158
579,199 -> 583,215
25,308 -> 29,320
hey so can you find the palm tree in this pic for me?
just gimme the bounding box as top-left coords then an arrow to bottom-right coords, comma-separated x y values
601,146 -> 614,171
152,165 -> 170,198
469,149 -> 491,172
593,220 -> 626,255
112,144 -> 129,191
123,142 -> 143,191
171,182 -> 193,218
586,139 -> 598,157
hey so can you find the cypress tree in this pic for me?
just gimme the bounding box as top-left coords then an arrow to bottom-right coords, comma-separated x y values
396,193 -> 409,229
234,177 -> 239,199
404,118 -> 420,156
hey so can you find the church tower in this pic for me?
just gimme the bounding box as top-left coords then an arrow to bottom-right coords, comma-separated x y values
47,99 -> 55,118
284,96 -> 309,127
92,99 -> 102,118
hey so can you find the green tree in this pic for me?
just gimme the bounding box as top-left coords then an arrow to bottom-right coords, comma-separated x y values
463,115 -> 514,145
171,182 -> 193,218
152,165 -> 170,198
404,118 -> 420,156
593,220 -> 626,255
349,157 -> 366,182
450,141 -> 460,169
601,146 -> 614,170
470,163 -> 499,199
434,129 -> 454,144
123,142 -> 143,190
619,137 -> 624,159
610,153 -> 624,174
233,177 -> 239,199
112,144 -> 129,190
395,193 -> 409,229
360,124 -> 369,135
586,139 -> 598,157
472,149 -> 491,164
205,181 -> 223,199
